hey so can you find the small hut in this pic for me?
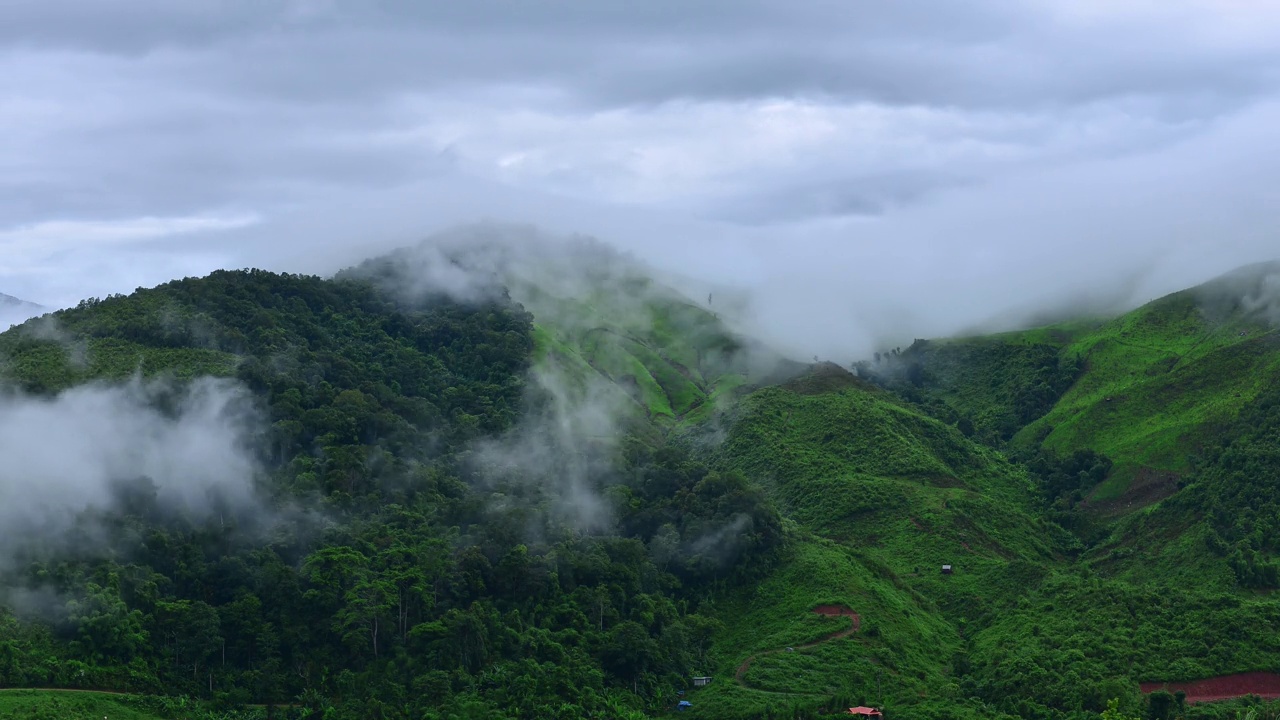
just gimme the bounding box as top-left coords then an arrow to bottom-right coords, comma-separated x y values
692,676 -> 713,687
941,564 -> 953,575
848,707 -> 883,717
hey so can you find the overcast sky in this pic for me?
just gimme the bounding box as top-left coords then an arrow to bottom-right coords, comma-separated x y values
2,0 -> 1278,355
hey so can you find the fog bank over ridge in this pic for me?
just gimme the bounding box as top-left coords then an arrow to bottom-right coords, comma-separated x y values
1,0 -> 1277,359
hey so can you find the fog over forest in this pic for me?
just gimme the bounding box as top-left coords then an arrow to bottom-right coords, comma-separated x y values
4,4 -> 1280,720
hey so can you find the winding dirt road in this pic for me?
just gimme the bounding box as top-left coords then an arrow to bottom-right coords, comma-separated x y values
735,605 -> 861,684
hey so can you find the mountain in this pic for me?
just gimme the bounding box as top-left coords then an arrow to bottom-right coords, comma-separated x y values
866,261 -> 1280,516
0,259 -> 795,720
339,228 -> 806,431
0,292 -> 40,308
848,259 -> 1280,713
2,237 -> 1280,720
0,292 -> 45,329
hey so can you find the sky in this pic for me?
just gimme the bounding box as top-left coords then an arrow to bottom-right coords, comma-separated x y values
2,0 -> 1278,356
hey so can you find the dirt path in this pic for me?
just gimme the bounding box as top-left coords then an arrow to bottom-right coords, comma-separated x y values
735,606 -> 861,684
1141,672 -> 1280,703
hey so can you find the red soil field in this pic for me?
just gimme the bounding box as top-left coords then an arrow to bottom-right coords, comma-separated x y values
1141,672 -> 1280,703
812,604 -> 859,619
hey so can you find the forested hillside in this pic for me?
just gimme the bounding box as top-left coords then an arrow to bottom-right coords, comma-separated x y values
0,266 -> 784,720
2,244 -> 1280,720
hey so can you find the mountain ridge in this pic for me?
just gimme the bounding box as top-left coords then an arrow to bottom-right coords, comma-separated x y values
1,243 -> 1279,719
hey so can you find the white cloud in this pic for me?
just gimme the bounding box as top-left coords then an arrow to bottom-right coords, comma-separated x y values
0,377 -> 263,554
0,213 -> 260,253
394,96 -> 1213,218
0,210 -> 257,274
0,0 -> 1276,350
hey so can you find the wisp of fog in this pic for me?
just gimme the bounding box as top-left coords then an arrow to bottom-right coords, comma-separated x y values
0,376 -> 262,557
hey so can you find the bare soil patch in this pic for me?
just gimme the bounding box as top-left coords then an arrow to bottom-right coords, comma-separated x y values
1085,467 -> 1180,517
1141,672 -> 1280,703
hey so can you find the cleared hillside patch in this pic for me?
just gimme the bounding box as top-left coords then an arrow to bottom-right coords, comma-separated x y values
0,689 -> 165,720
693,535 -> 960,718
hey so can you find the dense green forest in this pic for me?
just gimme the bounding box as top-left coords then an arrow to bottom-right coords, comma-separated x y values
2,247 -> 1280,720
0,267 -> 783,719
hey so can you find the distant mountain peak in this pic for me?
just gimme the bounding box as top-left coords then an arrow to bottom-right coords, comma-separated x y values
0,292 -> 46,329
0,292 -> 39,307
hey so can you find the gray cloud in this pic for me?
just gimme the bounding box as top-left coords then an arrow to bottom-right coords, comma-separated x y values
713,170 -> 977,224
0,1 -> 1278,358
10,1 -> 1271,111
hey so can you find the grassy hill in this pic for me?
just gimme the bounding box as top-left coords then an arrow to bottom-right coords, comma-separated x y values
4,238 -> 1280,720
650,362 -> 1067,718
1020,269 -> 1280,499
342,232 -> 804,431
0,689 -> 163,720
872,262 -> 1280,510
665,261 -> 1280,719
523,278 -> 797,427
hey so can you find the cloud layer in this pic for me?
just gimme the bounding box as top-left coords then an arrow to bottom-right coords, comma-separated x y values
1,0 -> 1278,354
0,377 -> 263,553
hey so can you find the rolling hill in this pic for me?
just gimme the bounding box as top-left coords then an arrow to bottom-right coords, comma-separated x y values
2,235 -> 1280,720
869,261 -> 1280,512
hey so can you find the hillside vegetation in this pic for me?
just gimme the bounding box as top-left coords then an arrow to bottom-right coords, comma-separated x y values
344,235 -> 802,429
867,262 -> 1280,508
0,266 -> 783,720
3,241 -> 1280,720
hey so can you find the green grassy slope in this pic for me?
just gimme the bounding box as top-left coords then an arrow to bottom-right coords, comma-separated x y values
518,271 -> 801,428
687,533 -> 1010,720
1019,288 -> 1280,495
882,263 -> 1280,509
788,262 -> 1280,718
716,364 -> 1063,571
1080,376 -> 1280,594
676,262 -> 1280,718
668,363 -> 1065,718
0,689 -> 164,720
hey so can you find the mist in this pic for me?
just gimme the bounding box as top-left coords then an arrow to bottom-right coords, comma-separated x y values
0,376 -> 264,559
1194,260 -> 1280,327
467,364 -> 629,535
0,294 -> 46,333
346,228 -> 665,534
3,2 -> 1278,363
1,0 -> 1278,555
